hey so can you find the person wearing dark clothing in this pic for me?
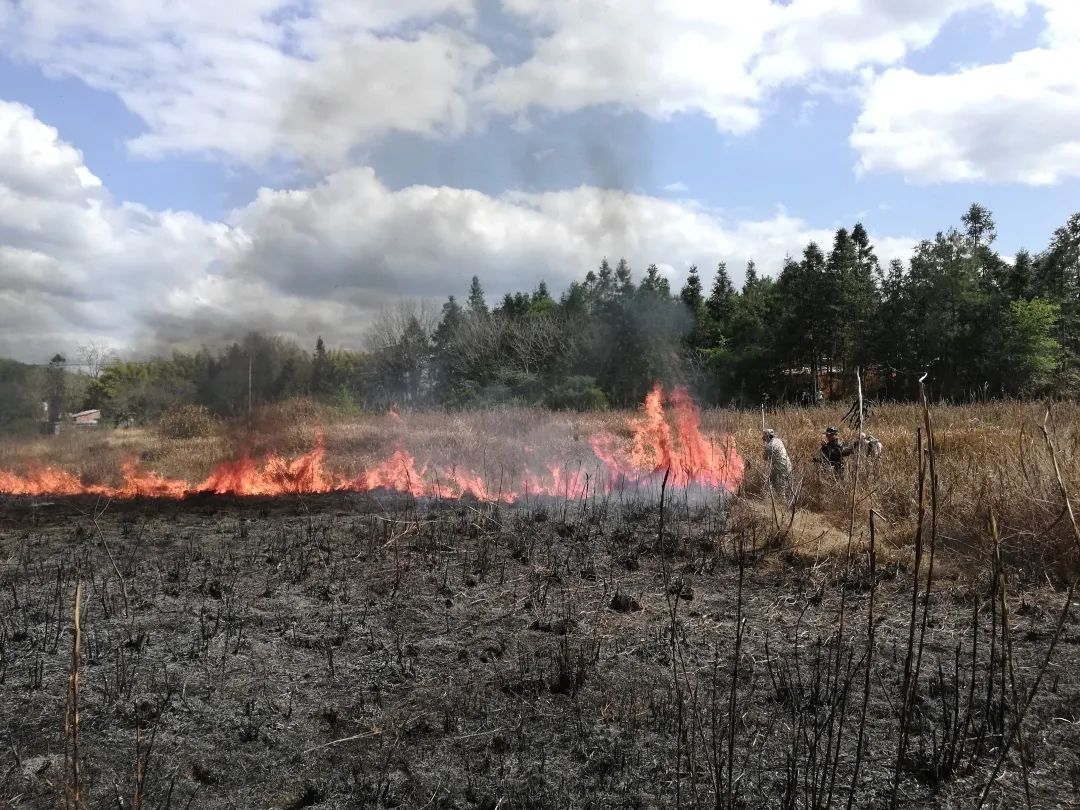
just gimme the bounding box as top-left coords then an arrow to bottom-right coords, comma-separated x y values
818,426 -> 852,475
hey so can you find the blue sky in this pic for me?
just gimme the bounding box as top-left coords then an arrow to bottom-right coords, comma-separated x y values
0,0 -> 1078,360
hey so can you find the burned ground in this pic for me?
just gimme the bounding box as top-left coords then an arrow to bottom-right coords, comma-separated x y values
1,492 -> 1079,809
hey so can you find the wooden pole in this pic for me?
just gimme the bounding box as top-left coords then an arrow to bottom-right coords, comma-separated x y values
66,581 -> 83,809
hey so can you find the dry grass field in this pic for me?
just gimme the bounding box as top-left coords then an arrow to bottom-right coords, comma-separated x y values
3,397 -> 1078,573
1,397 -> 1079,808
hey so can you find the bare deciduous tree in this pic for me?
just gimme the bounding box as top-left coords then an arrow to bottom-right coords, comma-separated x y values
77,341 -> 118,379
365,301 -> 439,406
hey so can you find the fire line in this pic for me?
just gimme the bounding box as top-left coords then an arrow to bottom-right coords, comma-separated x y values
0,385 -> 744,501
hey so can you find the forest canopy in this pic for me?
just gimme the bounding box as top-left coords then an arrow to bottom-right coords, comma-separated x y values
2,204 -> 1077,431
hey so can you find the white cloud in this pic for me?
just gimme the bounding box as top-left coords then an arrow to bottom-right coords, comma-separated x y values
1,101 -> 918,360
480,0 -> 1029,134
0,100 -> 240,359
2,0 -> 1037,166
1,1 -> 488,166
480,1 -> 774,133
754,0 -> 1027,85
851,1 -> 1080,185
145,170 -> 914,348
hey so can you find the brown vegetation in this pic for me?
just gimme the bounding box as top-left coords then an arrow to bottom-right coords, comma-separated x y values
1,393 -> 1079,808
3,398 -> 1077,573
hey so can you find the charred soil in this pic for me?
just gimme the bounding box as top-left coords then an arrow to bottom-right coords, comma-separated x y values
1,493 -> 1078,809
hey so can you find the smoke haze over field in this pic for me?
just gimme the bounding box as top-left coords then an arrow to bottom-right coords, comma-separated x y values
0,1 -> 1078,359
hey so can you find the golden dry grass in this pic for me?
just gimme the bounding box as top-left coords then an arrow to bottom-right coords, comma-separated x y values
3,398 -> 1077,574
722,400 -> 1080,575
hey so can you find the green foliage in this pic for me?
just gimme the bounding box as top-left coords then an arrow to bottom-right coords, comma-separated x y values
1006,298 -> 1060,394
0,359 -> 44,433
6,205 -> 1078,431
544,376 -> 609,411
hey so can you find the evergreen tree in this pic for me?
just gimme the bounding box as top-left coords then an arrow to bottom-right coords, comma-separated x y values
1006,298 -> 1060,394
433,297 -> 464,351
743,260 -> 759,291
901,218 -> 1005,397
467,275 -> 488,317
614,258 -> 635,297
639,264 -> 670,296
1038,212 -> 1080,389
834,224 -> 880,378
594,259 -> 615,307
874,259 -> 914,397
560,281 -> 589,318
1007,250 -> 1036,301
706,262 -> 736,330
529,281 -> 555,315
312,336 -> 329,399
497,292 -> 530,318
773,244 -> 831,396
679,265 -> 705,317
825,228 -> 856,374
962,203 -> 997,253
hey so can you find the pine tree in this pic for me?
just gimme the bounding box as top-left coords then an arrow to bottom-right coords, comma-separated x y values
874,259 -> 913,397
312,336 -> 329,398
640,264 -> 670,296
467,276 -> 488,317
774,244 -> 830,395
615,258 -> 634,297
679,265 -> 705,316
529,281 -> 555,315
1008,250 -> 1036,301
743,260 -> 758,292
561,281 -> 589,318
433,297 -> 464,351
830,225 -> 880,380
962,203 -> 997,253
594,259 -> 614,306
1038,212 -> 1080,390
1006,298 -> 1061,394
432,296 -> 465,401
706,262 -> 735,328
826,228 -> 856,375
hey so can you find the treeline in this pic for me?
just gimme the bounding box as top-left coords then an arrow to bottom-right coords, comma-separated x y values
0,204 -> 1076,431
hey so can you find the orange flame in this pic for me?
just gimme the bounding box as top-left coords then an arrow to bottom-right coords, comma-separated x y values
591,383 -> 743,491
197,432 -> 336,496
0,386 -> 742,501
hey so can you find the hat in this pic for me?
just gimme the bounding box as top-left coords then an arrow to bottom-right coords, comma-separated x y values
763,429 -> 775,440
825,426 -> 839,435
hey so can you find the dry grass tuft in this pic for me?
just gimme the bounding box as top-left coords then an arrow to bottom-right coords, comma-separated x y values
2,398 -> 1077,574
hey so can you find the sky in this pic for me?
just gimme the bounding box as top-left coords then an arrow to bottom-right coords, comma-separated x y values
0,0 -> 1078,362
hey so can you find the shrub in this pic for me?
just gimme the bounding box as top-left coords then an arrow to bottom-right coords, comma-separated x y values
544,376 -> 609,412
253,396 -> 329,429
156,404 -> 217,439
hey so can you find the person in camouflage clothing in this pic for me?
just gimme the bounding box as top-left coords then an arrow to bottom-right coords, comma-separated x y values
818,426 -> 852,475
855,432 -> 884,459
763,429 -> 793,498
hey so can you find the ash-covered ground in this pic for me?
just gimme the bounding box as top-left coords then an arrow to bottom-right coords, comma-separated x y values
1,493 -> 1079,809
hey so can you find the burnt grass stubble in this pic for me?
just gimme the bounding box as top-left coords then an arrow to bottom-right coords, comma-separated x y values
1,474 -> 1079,809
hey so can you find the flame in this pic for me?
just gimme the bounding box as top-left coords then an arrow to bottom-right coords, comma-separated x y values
0,386 -> 743,501
197,432 -> 336,496
590,383 -> 744,491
